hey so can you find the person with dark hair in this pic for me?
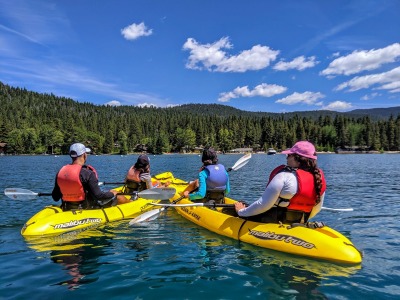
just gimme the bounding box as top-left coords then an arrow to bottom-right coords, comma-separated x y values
122,154 -> 154,196
235,141 -> 326,224
182,147 -> 230,204
52,143 -> 119,211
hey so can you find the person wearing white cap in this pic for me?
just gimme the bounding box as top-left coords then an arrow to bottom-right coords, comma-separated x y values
52,143 -> 119,211
235,141 -> 327,224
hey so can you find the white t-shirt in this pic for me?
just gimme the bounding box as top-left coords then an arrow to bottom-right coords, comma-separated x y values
237,171 -> 324,220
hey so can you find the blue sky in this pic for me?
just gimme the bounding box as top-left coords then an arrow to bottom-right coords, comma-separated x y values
0,0 -> 399,113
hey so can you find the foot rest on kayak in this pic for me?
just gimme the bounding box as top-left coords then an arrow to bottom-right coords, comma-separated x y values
288,221 -> 326,229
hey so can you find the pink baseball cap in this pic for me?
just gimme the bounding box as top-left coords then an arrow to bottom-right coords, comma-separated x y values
282,141 -> 317,159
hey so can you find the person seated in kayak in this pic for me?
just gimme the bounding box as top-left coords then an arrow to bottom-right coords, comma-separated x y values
52,143 -> 122,211
182,147 -> 230,204
235,141 -> 326,224
122,154 -> 155,197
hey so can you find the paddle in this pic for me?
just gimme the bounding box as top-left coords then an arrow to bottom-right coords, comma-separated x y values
321,207 -> 353,212
147,202 -> 354,212
129,153 -> 252,224
149,202 -> 235,208
3,187 -> 176,201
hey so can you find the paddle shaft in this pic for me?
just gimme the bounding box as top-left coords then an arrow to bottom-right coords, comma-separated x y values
16,191 -> 167,197
36,195 -> 349,211
152,202 -> 353,211
4,187 -> 176,201
98,182 -> 125,186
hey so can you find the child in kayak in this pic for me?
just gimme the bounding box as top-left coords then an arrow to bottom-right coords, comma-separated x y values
235,141 -> 326,224
182,147 -> 230,204
122,154 -> 155,196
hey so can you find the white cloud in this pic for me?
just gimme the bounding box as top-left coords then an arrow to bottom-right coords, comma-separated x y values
321,101 -> 353,111
218,83 -> 287,102
121,22 -> 153,40
361,92 -> 379,101
166,103 -> 179,108
183,37 -> 279,72
276,91 -> 325,105
273,56 -> 319,71
335,66 -> 400,92
379,81 -> 400,93
321,43 -> 400,76
104,100 -> 121,106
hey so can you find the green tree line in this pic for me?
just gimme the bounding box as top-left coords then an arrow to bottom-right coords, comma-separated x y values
1,82 -> 400,155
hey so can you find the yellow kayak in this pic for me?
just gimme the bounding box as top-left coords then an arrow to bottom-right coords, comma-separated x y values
165,173 -> 362,264
19,172 -> 175,237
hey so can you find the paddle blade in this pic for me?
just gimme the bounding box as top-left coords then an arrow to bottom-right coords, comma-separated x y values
322,207 -> 354,212
129,208 -> 165,224
137,187 -> 176,200
230,153 -> 251,171
4,188 -> 40,200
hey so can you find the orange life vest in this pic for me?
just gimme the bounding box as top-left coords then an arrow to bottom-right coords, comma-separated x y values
268,165 -> 326,213
57,164 -> 98,202
126,167 -> 141,182
125,167 -> 147,192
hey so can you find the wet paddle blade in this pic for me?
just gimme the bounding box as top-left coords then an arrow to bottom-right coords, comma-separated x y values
230,153 -> 251,171
129,208 -> 165,224
137,187 -> 176,200
322,207 -> 354,212
4,188 -> 43,200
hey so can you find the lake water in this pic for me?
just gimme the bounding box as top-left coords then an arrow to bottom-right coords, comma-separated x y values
0,153 -> 399,299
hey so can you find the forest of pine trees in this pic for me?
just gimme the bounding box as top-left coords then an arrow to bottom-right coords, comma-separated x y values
1,81 -> 400,155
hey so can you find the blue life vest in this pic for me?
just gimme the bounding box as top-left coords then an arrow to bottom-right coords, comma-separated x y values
205,164 -> 228,191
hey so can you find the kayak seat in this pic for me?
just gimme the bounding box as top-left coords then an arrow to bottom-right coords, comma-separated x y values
244,207 -> 310,225
123,180 -> 146,197
61,200 -> 88,211
205,190 -> 225,204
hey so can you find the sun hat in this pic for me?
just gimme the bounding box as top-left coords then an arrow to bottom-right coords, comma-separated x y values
69,143 -> 91,158
282,141 -> 317,160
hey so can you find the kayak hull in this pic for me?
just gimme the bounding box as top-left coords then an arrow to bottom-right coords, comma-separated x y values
167,174 -> 362,264
21,172 -> 174,237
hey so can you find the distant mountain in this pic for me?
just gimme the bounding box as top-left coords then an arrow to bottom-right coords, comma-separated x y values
346,107 -> 400,119
168,103 -> 263,117
169,103 -> 400,120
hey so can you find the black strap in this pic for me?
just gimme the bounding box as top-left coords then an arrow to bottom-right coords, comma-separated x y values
237,219 -> 247,241
100,207 -> 110,223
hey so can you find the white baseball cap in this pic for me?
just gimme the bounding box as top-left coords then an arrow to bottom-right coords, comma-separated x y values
69,143 -> 91,157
